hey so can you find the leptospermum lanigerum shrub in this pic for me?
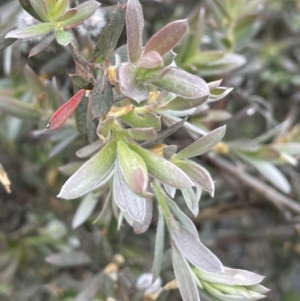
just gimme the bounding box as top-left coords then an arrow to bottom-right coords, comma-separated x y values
5,0 -> 269,300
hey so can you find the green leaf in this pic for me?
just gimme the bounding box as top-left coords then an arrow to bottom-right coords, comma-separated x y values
163,95 -> 208,111
117,139 -> 149,196
91,79 -> 113,118
45,251 -> 91,267
29,0 -> 49,21
237,153 -> 291,194
187,51 -> 224,65
133,197 -> 152,234
76,140 -> 104,158
153,66 -> 209,99
60,1 -> 100,28
70,75 -> 94,90
5,23 -> 54,39
120,111 -> 161,131
19,0 -> 44,22
126,0 -> 144,63
174,160 -> 214,194
233,14 -> 258,41
72,193 -> 98,228
152,206 -> 165,281
75,94 -> 88,136
55,30 -> 73,46
24,65 -> 45,96
175,125 -> 226,159
29,34 -> 55,57
172,245 -> 200,301
57,139 -> 117,199
0,96 -> 42,120
128,143 -> 194,189
0,34 -> 16,52
58,162 -> 84,176
195,266 -> 265,286
181,186 -> 202,216
93,4 -> 126,60
49,0 -> 69,20
119,63 -> 148,102
55,8 -> 77,22
272,143 -> 300,156
141,117 -> 187,147
167,197 -> 199,239
127,127 -> 157,141
113,165 -> 147,223
194,53 -> 246,76
86,103 -> 98,143
171,222 -> 224,273
144,19 -> 188,57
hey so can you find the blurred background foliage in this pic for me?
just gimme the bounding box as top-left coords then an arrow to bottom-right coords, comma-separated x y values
0,0 -> 300,300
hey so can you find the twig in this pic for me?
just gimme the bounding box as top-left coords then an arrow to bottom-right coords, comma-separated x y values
209,153 -> 300,214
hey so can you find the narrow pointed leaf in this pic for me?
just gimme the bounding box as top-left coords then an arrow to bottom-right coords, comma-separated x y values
72,193 -> 98,228
195,267 -> 265,286
181,187 -> 199,216
51,0 -> 69,20
117,139 -> 149,196
55,8 -> 77,22
46,89 -> 85,130
171,222 -> 224,273
152,207 -> 165,281
76,140 -> 104,158
113,167 -> 127,211
29,34 -> 55,57
24,64 -> 44,96
5,23 -> 54,39
128,143 -> 194,189
272,143 -> 300,155
153,66 -> 209,99
58,139 -> 117,199
141,117 -> 187,147
29,0 -> 49,21
164,95 -> 208,111
60,1 -> 100,28
119,63 -> 148,102
91,79 -> 113,118
58,161 -> 83,176
113,165 -> 146,223
0,96 -> 42,120
45,251 -> 91,267
238,153 -> 291,194
163,183 -> 176,198
144,20 -> 188,57
167,199 -> 198,239
126,0 -> 144,62
75,94 -> 88,135
19,0 -> 44,21
133,198 -> 152,234
87,103 -> 101,143
163,145 -> 178,160
172,245 -> 200,301
163,113 -> 207,136
176,125 -> 226,159
175,160 -> 214,193
93,4 -> 125,60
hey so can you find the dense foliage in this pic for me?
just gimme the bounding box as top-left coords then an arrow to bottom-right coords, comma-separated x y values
1,0 -> 300,300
